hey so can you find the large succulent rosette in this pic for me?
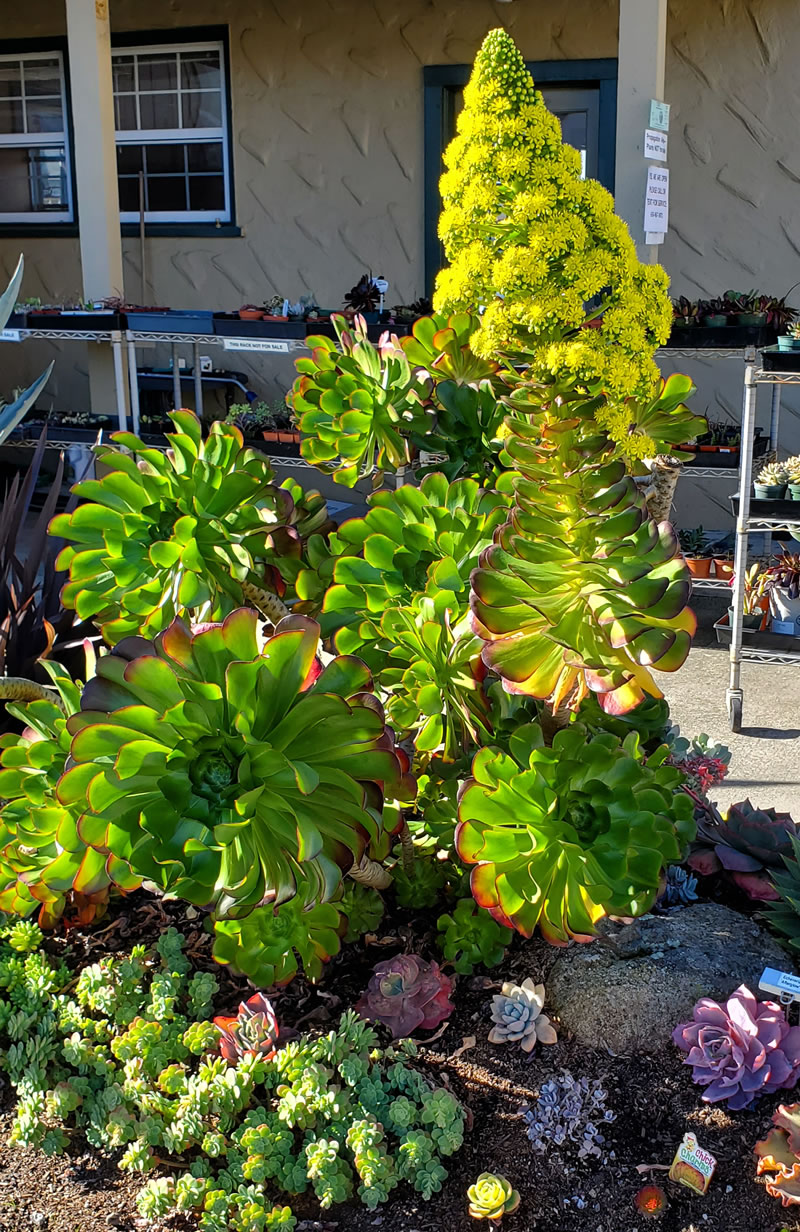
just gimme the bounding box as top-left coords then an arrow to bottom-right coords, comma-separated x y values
673,985 -> 800,1110
57,610 -> 408,917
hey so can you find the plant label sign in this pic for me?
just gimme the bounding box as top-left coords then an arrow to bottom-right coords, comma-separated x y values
669,1132 -> 716,1194
223,338 -> 290,354
649,99 -> 671,132
644,128 -> 668,161
0,329 -> 21,342
759,967 -> 800,1003
644,166 -> 669,234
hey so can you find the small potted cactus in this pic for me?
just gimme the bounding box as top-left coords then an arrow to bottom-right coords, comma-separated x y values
678,526 -> 713,578
778,320 -> 800,351
754,461 -> 789,499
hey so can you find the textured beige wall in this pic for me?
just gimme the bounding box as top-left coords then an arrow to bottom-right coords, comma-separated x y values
2,0 -> 799,530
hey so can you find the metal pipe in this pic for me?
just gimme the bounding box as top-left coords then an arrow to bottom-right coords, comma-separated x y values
111,332 -> 127,432
727,363 -> 758,724
126,337 -> 141,436
193,342 -> 204,420
139,170 -> 147,304
172,344 -> 181,411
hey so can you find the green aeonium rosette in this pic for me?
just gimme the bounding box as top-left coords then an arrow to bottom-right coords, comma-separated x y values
57,610 -> 410,918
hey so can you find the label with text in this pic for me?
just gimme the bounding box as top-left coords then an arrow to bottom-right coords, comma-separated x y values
644,128 -> 668,161
0,329 -> 21,342
669,1133 -> 716,1195
649,99 -> 671,132
644,166 -> 670,233
223,338 -> 290,354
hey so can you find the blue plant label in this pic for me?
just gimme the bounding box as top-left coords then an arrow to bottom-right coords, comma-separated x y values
759,967 -> 800,1002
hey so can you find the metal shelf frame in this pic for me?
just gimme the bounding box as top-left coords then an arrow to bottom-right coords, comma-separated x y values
726,361 -> 800,730
0,327 -> 129,433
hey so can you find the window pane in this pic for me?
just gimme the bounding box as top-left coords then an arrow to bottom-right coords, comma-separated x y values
181,91 -> 221,129
26,97 -> 64,135
117,144 -> 143,174
139,92 -> 179,130
115,94 -> 137,131
0,61 -> 22,100
146,143 -> 185,174
0,145 -> 68,213
147,175 -> 187,211
0,99 -> 23,134
112,56 -> 135,94
24,59 -> 62,97
188,175 -> 225,211
118,176 -> 141,212
187,142 -> 223,172
180,51 -> 221,91
137,54 -> 177,93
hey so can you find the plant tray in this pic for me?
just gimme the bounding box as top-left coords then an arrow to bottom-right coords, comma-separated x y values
26,312 -> 126,331
731,495 -> 800,521
665,325 -> 778,349
126,311 -> 214,334
761,345 -> 800,372
213,315 -> 305,339
714,613 -> 800,650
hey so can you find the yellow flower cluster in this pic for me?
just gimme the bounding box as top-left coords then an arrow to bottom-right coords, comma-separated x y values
433,27 -> 673,448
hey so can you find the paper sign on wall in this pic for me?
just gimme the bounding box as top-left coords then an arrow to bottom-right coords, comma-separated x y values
645,232 -> 666,246
644,165 -> 669,233
649,99 -> 670,132
644,128 -> 668,161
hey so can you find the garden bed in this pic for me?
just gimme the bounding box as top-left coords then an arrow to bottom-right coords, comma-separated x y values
0,893 -> 797,1232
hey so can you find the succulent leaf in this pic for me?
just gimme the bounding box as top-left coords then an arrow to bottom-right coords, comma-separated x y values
212,896 -> 344,986
466,1172 -> 520,1221
436,898 -> 511,974
214,992 -> 279,1062
487,978 -> 557,1052
356,955 -> 454,1039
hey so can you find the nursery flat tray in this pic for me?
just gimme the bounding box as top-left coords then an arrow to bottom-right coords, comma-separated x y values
25,312 -> 126,331
761,345 -> 800,372
714,614 -> 800,650
126,311 -> 214,334
213,315 -> 305,339
665,325 -> 778,349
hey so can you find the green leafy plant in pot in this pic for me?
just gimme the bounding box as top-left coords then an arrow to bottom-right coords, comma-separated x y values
765,551 -> 800,627
731,562 -> 768,631
754,461 -> 789,500
785,455 -> 800,500
678,526 -> 712,578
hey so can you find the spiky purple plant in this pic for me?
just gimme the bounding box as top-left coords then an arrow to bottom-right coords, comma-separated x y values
356,954 -> 454,1038
672,985 -> 800,1110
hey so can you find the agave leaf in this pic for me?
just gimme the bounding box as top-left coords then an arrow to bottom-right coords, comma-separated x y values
0,254 -> 23,331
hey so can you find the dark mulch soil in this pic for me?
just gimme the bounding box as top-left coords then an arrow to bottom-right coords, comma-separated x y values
1,893 -> 797,1232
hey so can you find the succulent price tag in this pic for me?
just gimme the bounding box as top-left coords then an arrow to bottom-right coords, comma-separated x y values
668,1133 -> 716,1194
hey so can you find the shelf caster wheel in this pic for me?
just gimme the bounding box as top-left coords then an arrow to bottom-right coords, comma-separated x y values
727,694 -> 742,733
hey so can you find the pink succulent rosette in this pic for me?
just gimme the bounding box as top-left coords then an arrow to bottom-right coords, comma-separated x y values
672,984 -> 800,1110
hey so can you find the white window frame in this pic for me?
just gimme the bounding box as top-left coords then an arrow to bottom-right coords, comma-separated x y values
0,49 -> 73,224
113,39 -> 231,225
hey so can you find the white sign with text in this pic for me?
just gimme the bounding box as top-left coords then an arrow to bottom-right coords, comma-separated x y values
644,165 -> 669,233
644,128 -> 668,161
223,338 -> 291,354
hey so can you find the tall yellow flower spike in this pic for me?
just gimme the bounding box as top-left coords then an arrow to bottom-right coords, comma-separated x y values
434,28 -> 673,449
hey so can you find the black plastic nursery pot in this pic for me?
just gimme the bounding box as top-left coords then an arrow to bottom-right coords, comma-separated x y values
762,345 -> 800,372
213,314 -> 305,339
665,324 -> 778,348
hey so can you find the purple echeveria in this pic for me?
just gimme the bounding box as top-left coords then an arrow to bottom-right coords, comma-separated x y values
355,954 -> 454,1039
672,984 -> 800,1110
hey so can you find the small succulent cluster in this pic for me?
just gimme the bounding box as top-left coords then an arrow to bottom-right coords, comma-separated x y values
0,927 -> 466,1226
213,991 -> 279,1064
666,728 -> 731,796
437,898 -> 512,974
356,955 -> 454,1039
688,798 -> 797,901
758,461 -> 790,486
467,1173 -> 520,1221
521,1072 -> 616,1160
654,865 -> 698,912
488,980 -> 557,1054
672,985 -> 800,1110
755,1103 -> 800,1206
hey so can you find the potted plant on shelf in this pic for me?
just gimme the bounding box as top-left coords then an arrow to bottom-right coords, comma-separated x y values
343,274 -> 381,323
713,535 -> 735,579
730,562 -> 769,630
778,320 -> 800,351
239,304 -> 265,321
725,289 -> 767,327
272,401 -> 300,444
787,455 -> 800,500
754,461 -> 789,499
263,295 -> 288,322
678,526 -> 713,577
672,296 -> 698,328
765,551 -> 800,629
699,297 -> 729,328
225,401 -> 274,439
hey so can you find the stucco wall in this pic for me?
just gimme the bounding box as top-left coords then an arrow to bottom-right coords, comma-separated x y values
1,0 -> 800,530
